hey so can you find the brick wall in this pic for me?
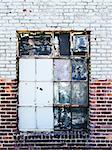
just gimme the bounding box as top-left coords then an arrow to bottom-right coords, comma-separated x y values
0,79 -> 17,149
0,79 -> 112,149
0,0 -> 112,149
0,0 -> 112,79
89,80 -> 112,149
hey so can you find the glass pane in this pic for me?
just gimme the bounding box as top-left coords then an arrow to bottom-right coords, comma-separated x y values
19,107 -> 36,131
54,82 -> 71,104
19,82 -> 35,106
72,82 -> 88,106
73,35 -> 88,52
59,33 -> 70,56
36,59 -> 53,81
19,34 -> 52,56
54,59 -> 71,81
36,107 -> 53,130
72,57 -> 87,80
71,108 -> 87,129
54,107 -> 71,129
36,82 -> 53,106
19,59 -> 35,81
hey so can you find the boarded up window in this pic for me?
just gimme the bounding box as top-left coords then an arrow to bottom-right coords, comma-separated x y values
18,31 -> 90,131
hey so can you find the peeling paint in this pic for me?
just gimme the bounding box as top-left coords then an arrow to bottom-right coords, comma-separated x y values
54,82 -> 71,104
71,108 -> 87,129
72,57 -> 87,80
72,35 -> 89,52
19,33 -> 52,56
54,107 -> 71,129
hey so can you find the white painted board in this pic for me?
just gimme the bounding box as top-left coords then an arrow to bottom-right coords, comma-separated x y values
36,107 -> 53,130
36,82 -> 53,106
19,82 -> 35,106
19,107 -> 36,131
19,59 -> 35,81
36,59 -> 53,81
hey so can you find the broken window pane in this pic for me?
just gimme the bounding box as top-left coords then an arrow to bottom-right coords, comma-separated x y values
72,82 -> 88,106
54,82 -> 71,104
52,35 -> 60,57
54,107 -> 71,129
19,33 -> 52,56
58,33 -> 70,56
19,59 -> 35,81
36,82 -> 53,106
36,59 -> 53,81
71,108 -> 87,129
54,59 -> 71,81
72,57 -> 87,80
72,35 -> 88,52
19,82 -> 35,106
18,31 -> 90,131
36,107 -> 53,130
19,107 -> 36,131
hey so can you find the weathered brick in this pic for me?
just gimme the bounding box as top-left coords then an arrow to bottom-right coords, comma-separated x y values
0,0 -> 112,149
